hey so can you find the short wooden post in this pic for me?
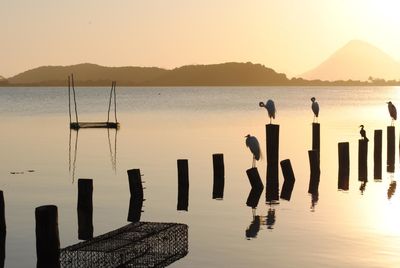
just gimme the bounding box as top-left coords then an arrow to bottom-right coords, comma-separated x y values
77,179 -> 93,240
0,191 -> 5,268
246,188 -> 263,208
308,150 -> 320,194
280,159 -> 296,201
246,168 -> 263,208
338,142 -> 350,190
387,126 -> 395,172
212,154 -> 225,199
177,160 -> 189,211
312,123 -> 320,153
266,124 -> 280,202
127,169 -> 144,222
374,130 -> 382,180
35,205 -> 60,268
358,139 -> 368,181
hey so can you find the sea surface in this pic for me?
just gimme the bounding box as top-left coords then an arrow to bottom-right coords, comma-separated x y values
1,86 -> 400,267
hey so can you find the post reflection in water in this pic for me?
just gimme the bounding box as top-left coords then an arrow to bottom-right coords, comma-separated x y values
387,180 -> 396,200
68,128 -> 118,182
245,208 -> 276,240
359,181 -> 367,195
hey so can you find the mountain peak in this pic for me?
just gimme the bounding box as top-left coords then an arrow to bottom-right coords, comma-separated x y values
301,40 -> 400,81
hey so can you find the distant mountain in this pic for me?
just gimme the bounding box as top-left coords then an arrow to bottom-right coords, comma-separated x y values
6,62 -> 290,86
0,75 -> 7,85
8,63 -> 168,86
301,40 -> 400,81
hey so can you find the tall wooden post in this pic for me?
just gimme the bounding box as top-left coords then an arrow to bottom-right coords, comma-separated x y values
312,123 -> 320,153
77,179 -> 93,240
358,140 -> 368,181
212,154 -> 225,199
177,160 -> 189,211
374,130 -> 382,180
0,191 -> 5,268
308,150 -> 320,194
387,126 -> 395,172
338,142 -> 350,190
280,159 -> 296,201
35,205 -> 60,268
266,124 -> 279,202
127,169 -> 144,222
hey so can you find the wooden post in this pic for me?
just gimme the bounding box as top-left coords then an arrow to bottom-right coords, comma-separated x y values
0,191 -> 5,268
280,159 -> 296,201
113,81 -> 118,123
374,130 -> 382,180
246,167 -> 264,190
212,154 -> 225,199
312,123 -> 320,153
358,139 -> 368,181
107,82 -> 113,123
387,126 -> 395,172
177,160 -> 189,211
127,169 -> 144,222
68,76 -> 72,125
308,150 -> 320,194
35,205 -> 60,268
338,142 -> 350,190
266,124 -> 279,202
77,179 -> 93,240
71,74 -> 79,124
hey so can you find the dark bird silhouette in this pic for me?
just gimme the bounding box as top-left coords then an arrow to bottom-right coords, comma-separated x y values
245,134 -> 261,168
259,99 -> 276,123
387,101 -> 397,126
359,125 -> 369,142
311,97 -> 319,123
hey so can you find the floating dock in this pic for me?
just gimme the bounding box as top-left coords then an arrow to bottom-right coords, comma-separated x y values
60,222 -> 188,268
70,122 -> 119,130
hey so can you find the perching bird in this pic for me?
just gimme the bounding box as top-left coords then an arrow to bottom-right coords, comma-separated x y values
259,99 -> 276,123
359,125 -> 369,142
387,101 -> 397,126
311,97 -> 319,123
245,134 -> 261,168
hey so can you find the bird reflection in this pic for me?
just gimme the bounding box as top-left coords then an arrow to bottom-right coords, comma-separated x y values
388,180 -> 397,200
68,128 -> 118,183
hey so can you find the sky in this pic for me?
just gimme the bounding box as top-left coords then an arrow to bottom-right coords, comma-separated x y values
1,0 -> 400,78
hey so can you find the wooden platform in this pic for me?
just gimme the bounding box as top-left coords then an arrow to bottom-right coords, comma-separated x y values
70,122 -> 120,130
60,222 -> 188,268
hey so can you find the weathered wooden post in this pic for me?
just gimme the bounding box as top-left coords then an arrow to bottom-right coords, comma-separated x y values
35,205 -> 60,268
358,139 -> 368,181
308,150 -> 320,194
312,123 -> 320,153
387,126 -> 395,172
127,169 -> 144,222
338,142 -> 350,190
374,130 -> 382,180
77,179 -> 93,240
280,159 -> 296,201
246,167 -> 264,208
177,160 -> 189,211
0,191 -> 5,268
212,154 -> 225,199
266,124 -> 279,202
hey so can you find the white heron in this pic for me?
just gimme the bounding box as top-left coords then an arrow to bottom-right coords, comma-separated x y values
245,134 -> 261,168
259,99 -> 276,123
311,97 -> 319,123
359,125 -> 369,142
387,101 -> 397,126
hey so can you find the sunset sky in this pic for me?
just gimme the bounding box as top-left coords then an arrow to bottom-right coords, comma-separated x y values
1,0 -> 400,78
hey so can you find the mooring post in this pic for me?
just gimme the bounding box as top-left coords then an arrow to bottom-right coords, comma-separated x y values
266,124 -> 280,202
280,159 -> 296,201
113,81 -> 118,123
212,154 -> 225,199
71,74 -> 79,124
246,188 -> 263,208
312,123 -> 320,154
374,130 -> 382,180
127,169 -> 144,222
177,160 -> 189,211
0,191 -> 5,268
35,205 -> 60,268
68,76 -> 72,125
387,126 -> 395,172
77,179 -> 93,240
338,142 -> 350,190
246,167 -> 263,208
358,139 -> 368,181
308,150 -> 320,194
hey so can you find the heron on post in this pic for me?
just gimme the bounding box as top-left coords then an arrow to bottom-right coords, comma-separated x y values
311,97 -> 319,123
259,99 -> 276,124
387,101 -> 397,126
245,134 -> 261,168
359,125 -> 369,142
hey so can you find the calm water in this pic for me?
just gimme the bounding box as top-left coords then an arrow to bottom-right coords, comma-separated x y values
1,86 -> 400,267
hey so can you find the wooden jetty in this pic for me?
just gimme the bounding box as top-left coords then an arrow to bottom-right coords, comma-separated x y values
60,222 -> 188,268
68,75 -> 120,130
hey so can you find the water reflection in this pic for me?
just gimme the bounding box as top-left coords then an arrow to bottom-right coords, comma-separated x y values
359,181 -> 367,195
68,128 -> 118,182
310,192 -> 319,212
245,208 -> 276,240
387,180 -> 396,200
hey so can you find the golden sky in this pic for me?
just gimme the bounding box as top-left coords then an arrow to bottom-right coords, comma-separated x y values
1,0 -> 400,77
